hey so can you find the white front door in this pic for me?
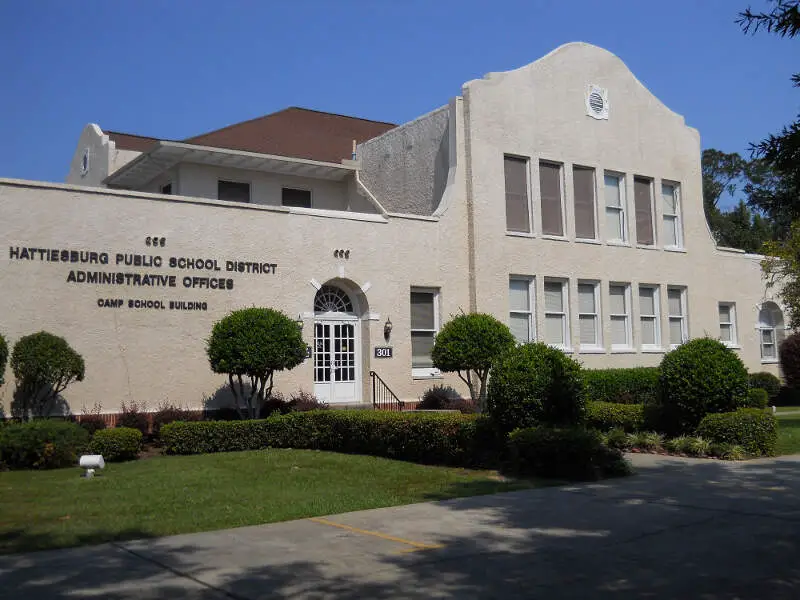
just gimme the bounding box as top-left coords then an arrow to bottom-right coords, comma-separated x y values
313,321 -> 358,404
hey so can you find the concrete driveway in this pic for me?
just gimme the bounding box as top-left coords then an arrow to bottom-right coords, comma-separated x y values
2,453 -> 800,599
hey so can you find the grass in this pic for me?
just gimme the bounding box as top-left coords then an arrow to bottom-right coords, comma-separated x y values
775,405 -> 800,414
0,448 -> 541,555
776,412 -> 800,455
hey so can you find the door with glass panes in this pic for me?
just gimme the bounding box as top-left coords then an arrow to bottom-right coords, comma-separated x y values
313,321 -> 358,403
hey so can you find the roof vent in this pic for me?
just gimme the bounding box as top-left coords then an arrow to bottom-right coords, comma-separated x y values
586,85 -> 609,120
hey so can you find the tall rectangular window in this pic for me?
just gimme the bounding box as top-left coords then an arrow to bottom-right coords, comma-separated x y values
573,166 -> 596,239
282,187 -> 312,208
504,156 -> 530,233
662,182 -> 682,248
410,288 -> 439,375
667,287 -> 688,347
719,302 -> 737,346
544,279 -> 569,348
639,285 -> 661,349
578,281 -> 601,349
218,180 -> 250,203
609,283 -> 632,349
634,176 -> 654,245
540,162 -> 564,236
604,173 -> 626,242
509,277 -> 535,343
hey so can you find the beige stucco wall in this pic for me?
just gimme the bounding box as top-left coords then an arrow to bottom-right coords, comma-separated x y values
463,42 -> 782,374
66,125 -> 142,188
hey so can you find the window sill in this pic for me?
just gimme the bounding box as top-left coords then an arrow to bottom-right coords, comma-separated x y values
412,370 -> 442,380
761,359 -> 779,365
641,347 -> 665,353
664,246 -> 686,253
723,343 -> 741,350
541,234 -> 570,243
506,231 -> 535,238
635,244 -> 659,251
547,344 -> 573,353
606,240 -> 631,247
575,238 -> 601,245
611,347 -> 636,354
578,347 -> 606,354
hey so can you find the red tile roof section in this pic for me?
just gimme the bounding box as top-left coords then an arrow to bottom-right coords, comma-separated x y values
184,107 -> 396,163
105,107 -> 396,163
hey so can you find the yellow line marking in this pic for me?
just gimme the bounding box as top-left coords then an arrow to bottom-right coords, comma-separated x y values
309,517 -> 443,550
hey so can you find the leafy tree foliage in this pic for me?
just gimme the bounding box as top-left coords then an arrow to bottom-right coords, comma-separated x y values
207,308 -> 306,419
0,332 -> 7,387
431,313 -> 515,411
10,332 -> 85,421
762,222 -> 800,328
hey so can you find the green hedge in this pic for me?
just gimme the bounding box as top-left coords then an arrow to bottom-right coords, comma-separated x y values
89,427 -> 142,462
696,408 -> 777,457
746,388 -> 769,410
0,420 -> 89,469
507,426 -> 630,480
161,411 -> 504,467
585,401 -> 645,432
581,367 -> 660,405
748,372 -> 781,401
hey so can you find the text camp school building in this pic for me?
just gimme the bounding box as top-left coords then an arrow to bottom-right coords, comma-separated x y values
0,43 -> 786,416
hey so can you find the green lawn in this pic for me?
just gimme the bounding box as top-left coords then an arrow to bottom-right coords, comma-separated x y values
777,413 -> 800,455
0,448 -> 540,555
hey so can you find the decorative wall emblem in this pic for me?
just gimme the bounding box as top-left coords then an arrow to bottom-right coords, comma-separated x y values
586,85 -> 609,120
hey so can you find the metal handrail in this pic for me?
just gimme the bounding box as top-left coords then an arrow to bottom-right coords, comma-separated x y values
370,371 -> 403,412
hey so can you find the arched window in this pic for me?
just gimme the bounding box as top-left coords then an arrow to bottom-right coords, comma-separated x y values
314,285 -> 354,314
758,302 -> 785,361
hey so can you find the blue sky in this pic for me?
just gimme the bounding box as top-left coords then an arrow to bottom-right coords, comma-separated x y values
0,0 -> 796,208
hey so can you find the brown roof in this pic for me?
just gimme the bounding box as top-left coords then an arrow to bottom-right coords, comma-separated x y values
107,107 -> 396,163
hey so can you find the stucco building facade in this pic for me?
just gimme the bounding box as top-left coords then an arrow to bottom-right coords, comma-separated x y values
0,43 -> 785,415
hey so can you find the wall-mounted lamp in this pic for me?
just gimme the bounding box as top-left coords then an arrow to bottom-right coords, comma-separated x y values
295,314 -> 304,330
383,317 -> 393,341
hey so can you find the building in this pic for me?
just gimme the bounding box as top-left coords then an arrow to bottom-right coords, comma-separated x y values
0,42 -> 785,415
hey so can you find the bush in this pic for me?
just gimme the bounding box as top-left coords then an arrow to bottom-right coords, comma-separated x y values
117,400 -> 149,436
585,401 -> 644,432
696,408 -> 778,457
259,392 -> 290,417
582,367 -> 660,405
77,402 -> 106,436
779,332 -> 800,389
749,372 -> 781,401
746,388 -> 769,409
89,427 -> 142,461
152,402 -> 197,440
605,427 -> 632,450
657,338 -> 749,435
287,390 -> 329,412
161,411 -> 501,468
0,420 -> 89,469
10,332 -> 85,420
0,332 -> 7,387
507,426 -> 630,480
486,342 -> 585,432
418,385 -> 462,410
431,313 -> 515,410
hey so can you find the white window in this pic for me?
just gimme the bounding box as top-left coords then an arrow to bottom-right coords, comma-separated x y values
634,177 -> 655,246
578,281 -> 602,350
609,283 -> 632,350
504,156 -> 531,233
639,285 -> 661,349
719,302 -> 737,347
544,279 -> 570,349
604,173 -> 626,242
662,182 -> 683,248
667,287 -> 688,348
540,162 -> 564,236
410,288 -> 440,376
509,277 -> 535,343
758,302 -> 785,363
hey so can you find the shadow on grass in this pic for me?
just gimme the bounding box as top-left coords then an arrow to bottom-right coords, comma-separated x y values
0,527 -> 158,556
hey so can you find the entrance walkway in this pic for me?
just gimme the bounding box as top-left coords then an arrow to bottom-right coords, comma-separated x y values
3,454 -> 800,598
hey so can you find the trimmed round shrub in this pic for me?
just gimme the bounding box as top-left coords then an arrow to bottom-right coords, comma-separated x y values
418,385 -> 461,410
585,401 -> 644,432
486,342 -> 585,432
779,332 -> 800,389
0,420 -> 89,469
746,388 -> 769,409
0,332 -> 8,387
749,371 -> 781,401
582,367 -> 660,405
657,338 -> 749,435
696,408 -> 777,457
507,426 -> 630,480
89,427 -> 142,461
10,332 -> 85,420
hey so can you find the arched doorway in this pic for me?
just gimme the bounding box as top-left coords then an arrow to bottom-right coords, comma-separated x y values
313,284 -> 360,403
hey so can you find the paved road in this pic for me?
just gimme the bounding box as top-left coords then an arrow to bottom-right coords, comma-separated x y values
3,454 -> 800,599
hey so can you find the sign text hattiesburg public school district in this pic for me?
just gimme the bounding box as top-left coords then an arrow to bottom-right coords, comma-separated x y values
8,244 -> 277,312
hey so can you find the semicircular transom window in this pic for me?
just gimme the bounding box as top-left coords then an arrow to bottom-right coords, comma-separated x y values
314,285 -> 354,313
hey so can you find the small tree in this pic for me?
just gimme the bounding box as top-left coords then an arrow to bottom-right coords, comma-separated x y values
207,308 -> 306,419
10,331 -> 85,421
431,313 -> 516,411
0,332 -> 7,387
